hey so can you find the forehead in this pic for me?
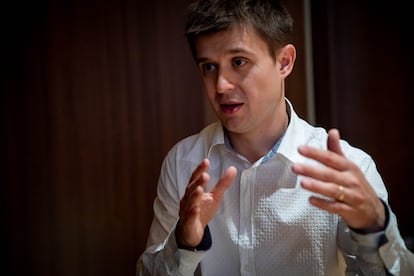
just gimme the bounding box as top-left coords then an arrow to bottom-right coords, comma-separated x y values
194,24 -> 269,60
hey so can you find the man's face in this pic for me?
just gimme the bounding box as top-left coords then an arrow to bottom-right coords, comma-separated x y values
194,24 -> 288,136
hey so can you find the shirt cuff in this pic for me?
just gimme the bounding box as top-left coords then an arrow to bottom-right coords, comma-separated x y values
378,210 -> 413,275
349,199 -> 389,248
175,222 -> 212,251
165,222 -> 207,275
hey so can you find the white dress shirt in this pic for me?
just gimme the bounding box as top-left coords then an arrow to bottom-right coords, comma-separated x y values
137,99 -> 414,276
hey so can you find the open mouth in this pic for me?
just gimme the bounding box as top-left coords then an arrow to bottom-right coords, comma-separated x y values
220,103 -> 243,114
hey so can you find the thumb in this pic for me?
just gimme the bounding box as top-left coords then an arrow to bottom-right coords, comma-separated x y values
327,128 -> 344,156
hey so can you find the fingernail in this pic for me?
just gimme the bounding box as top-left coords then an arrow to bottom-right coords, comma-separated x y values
298,145 -> 308,154
291,164 -> 303,173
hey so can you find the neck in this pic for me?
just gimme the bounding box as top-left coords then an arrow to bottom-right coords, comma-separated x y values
227,106 -> 289,164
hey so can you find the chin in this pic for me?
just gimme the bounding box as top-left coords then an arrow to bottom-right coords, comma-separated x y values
221,121 -> 243,134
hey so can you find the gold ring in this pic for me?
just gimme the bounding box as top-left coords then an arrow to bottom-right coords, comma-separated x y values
337,185 -> 345,201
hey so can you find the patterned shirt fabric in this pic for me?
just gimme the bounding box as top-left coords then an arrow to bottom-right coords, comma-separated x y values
137,99 -> 413,276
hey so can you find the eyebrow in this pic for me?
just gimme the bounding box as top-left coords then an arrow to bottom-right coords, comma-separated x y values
196,47 -> 253,65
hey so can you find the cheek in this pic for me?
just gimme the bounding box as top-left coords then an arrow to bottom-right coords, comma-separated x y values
202,81 -> 217,102
255,69 -> 281,95
201,73 -> 215,88
243,73 -> 281,104
241,71 -> 271,94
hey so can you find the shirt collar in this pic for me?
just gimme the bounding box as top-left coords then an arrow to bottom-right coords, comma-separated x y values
207,98 -> 305,165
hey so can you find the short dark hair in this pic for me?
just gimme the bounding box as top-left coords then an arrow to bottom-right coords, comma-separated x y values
185,0 -> 294,59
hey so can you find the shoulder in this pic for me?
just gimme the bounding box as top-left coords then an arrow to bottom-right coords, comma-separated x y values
291,116 -> 375,166
159,122 -> 223,195
166,121 -> 223,162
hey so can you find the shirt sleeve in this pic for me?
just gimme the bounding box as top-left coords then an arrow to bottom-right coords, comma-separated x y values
341,202 -> 414,275
136,148 -> 207,275
336,150 -> 414,274
136,221 -> 207,276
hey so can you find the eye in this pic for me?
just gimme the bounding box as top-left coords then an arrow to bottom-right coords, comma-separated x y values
202,63 -> 217,72
233,58 -> 247,68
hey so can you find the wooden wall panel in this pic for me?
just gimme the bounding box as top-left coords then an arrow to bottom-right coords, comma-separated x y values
1,0 -> 204,275
285,0 -> 308,121
311,0 -> 414,242
1,0 -> 307,275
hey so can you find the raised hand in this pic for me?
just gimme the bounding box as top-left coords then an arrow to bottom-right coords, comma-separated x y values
176,159 -> 237,248
291,129 -> 386,233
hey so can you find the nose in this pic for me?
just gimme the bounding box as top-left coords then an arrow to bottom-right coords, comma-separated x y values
216,71 -> 235,94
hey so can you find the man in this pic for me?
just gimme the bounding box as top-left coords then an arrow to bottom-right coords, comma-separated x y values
136,0 -> 413,275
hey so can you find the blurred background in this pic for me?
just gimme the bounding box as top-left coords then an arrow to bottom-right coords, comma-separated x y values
1,0 -> 412,275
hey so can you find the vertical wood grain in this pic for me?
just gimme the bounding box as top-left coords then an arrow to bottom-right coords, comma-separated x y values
0,1 -> 307,275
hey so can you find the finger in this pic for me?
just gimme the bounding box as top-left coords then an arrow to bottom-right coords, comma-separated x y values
292,163 -> 345,186
190,172 -> 210,197
301,178 -> 350,203
210,166 -> 237,199
187,185 -> 204,212
180,171 -> 210,218
308,196 -> 353,215
186,172 -> 210,205
327,128 -> 344,156
189,159 -> 210,183
187,159 -> 210,190
297,145 -> 348,171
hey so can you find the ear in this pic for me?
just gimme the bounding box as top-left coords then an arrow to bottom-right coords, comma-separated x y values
277,44 -> 296,78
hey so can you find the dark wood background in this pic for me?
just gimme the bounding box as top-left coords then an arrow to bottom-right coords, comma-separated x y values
311,0 -> 413,245
1,0 -> 412,275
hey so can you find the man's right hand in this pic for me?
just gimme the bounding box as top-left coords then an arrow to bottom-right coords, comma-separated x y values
176,159 -> 237,248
